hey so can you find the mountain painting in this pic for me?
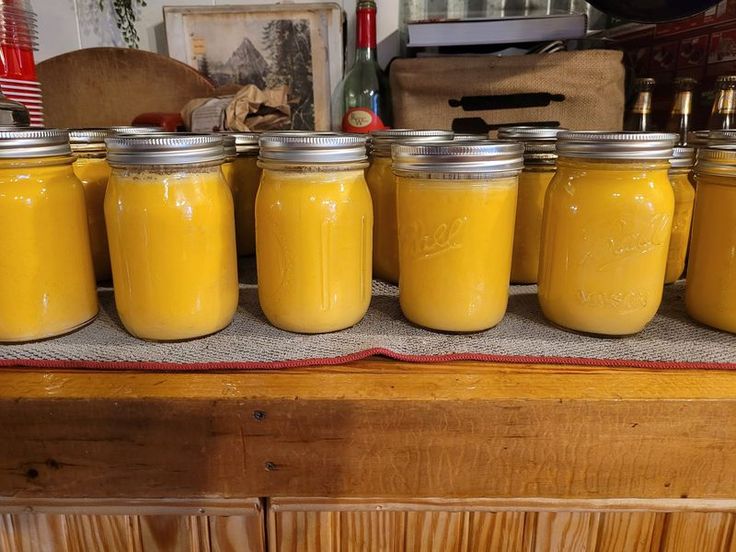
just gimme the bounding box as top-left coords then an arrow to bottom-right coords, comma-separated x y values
166,5 -> 343,130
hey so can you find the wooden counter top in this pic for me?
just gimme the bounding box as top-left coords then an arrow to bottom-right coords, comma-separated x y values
1,358 -> 735,503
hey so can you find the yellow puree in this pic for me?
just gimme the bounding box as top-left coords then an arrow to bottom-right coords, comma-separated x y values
511,168 -> 554,283
396,175 -> 518,332
366,155 -> 399,283
664,170 -> 695,284
105,165 -> 239,340
538,159 -> 674,336
221,159 -> 237,195
73,157 -> 112,281
0,157 -> 97,341
686,173 -> 736,333
256,168 -> 373,333
231,156 -> 261,256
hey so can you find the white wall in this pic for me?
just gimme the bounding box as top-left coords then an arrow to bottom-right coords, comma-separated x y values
35,0 -> 401,69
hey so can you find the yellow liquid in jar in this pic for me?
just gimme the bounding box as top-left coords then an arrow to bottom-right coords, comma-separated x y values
256,168 -> 373,333
396,175 -> 518,332
664,170 -> 695,284
233,156 -> 261,256
366,155 -> 399,283
73,156 -> 113,281
0,157 -> 98,341
538,159 -> 674,336
221,159 -> 237,195
511,168 -> 554,284
105,165 -> 239,340
686,173 -> 736,333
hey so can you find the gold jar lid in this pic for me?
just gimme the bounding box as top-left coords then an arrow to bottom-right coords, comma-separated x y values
695,146 -> 736,177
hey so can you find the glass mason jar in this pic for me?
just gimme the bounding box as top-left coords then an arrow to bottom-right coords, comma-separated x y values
497,126 -> 565,284
104,134 -> 239,341
367,129 -> 453,283
69,128 -> 114,282
222,132 -> 260,256
219,133 -> 238,195
538,131 -> 677,336
392,140 -> 523,332
665,147 -> 696,283
686,146 -> 736,333
256,132 -> 372,333
0,129 -> 98,342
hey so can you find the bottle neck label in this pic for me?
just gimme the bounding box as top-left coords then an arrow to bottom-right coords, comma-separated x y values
357,6 -> 377,49
715,90 -> 736,115
342,107 -> 385,133
632,92 -> 652,115
672,91 -> 693,116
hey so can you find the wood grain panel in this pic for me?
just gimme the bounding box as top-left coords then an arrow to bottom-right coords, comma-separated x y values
661,512 -> 735,552
404,511 -> 465,551
532,512 -> 600,551
339,511 -> 405,552
269,510 -> 339,552
4,360 -> 736,501
0,501 -> 265,552
63,514 -> 136,552
463,511 -> 530,551
595,512 -> 664,552
210,514 -> 266,552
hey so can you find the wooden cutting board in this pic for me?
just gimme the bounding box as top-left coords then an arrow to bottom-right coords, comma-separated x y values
37,47 -> 215,128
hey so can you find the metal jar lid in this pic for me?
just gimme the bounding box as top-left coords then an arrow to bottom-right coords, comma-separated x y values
695,146 -> 736,177
68,128 -> 112,153
370,129 -> 453,157
670,146 -> 695,170
220,131 -> 259,155
259,132 -> 367,164
109,125 -> 164,135
453,133 -> 488,142
708,129 -> 736,145
391,140 -> 524,174
219,133 -> 236,159
0,128 -> 71,158
497,126 -> 566,165
556,131 -> 677,160
0,93 -> 29,127
105,134 -> 225,165
688,130 -> 710,148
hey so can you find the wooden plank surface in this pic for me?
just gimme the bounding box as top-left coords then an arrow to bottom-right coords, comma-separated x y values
1,360 -> 736,499
0,500 -> 265,552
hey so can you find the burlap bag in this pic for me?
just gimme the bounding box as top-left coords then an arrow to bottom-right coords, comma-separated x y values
390,50 -> 625,133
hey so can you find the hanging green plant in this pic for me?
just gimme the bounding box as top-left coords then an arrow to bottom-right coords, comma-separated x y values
98,0 -> 147,48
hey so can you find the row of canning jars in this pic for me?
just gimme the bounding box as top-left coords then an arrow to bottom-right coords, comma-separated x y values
1,126 -> 734,343
0,127 -> 263,343
368,128 -> 736,336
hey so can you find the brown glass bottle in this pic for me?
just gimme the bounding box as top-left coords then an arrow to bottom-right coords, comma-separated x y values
708,75 -> 736,131
624,77 -> 656,131
666,77 -> 697,145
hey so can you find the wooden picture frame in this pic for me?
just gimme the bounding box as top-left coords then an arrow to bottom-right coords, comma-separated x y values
164,3 -> 344,130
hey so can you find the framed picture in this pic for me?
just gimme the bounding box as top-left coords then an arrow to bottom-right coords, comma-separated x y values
164,3 -> 344,130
